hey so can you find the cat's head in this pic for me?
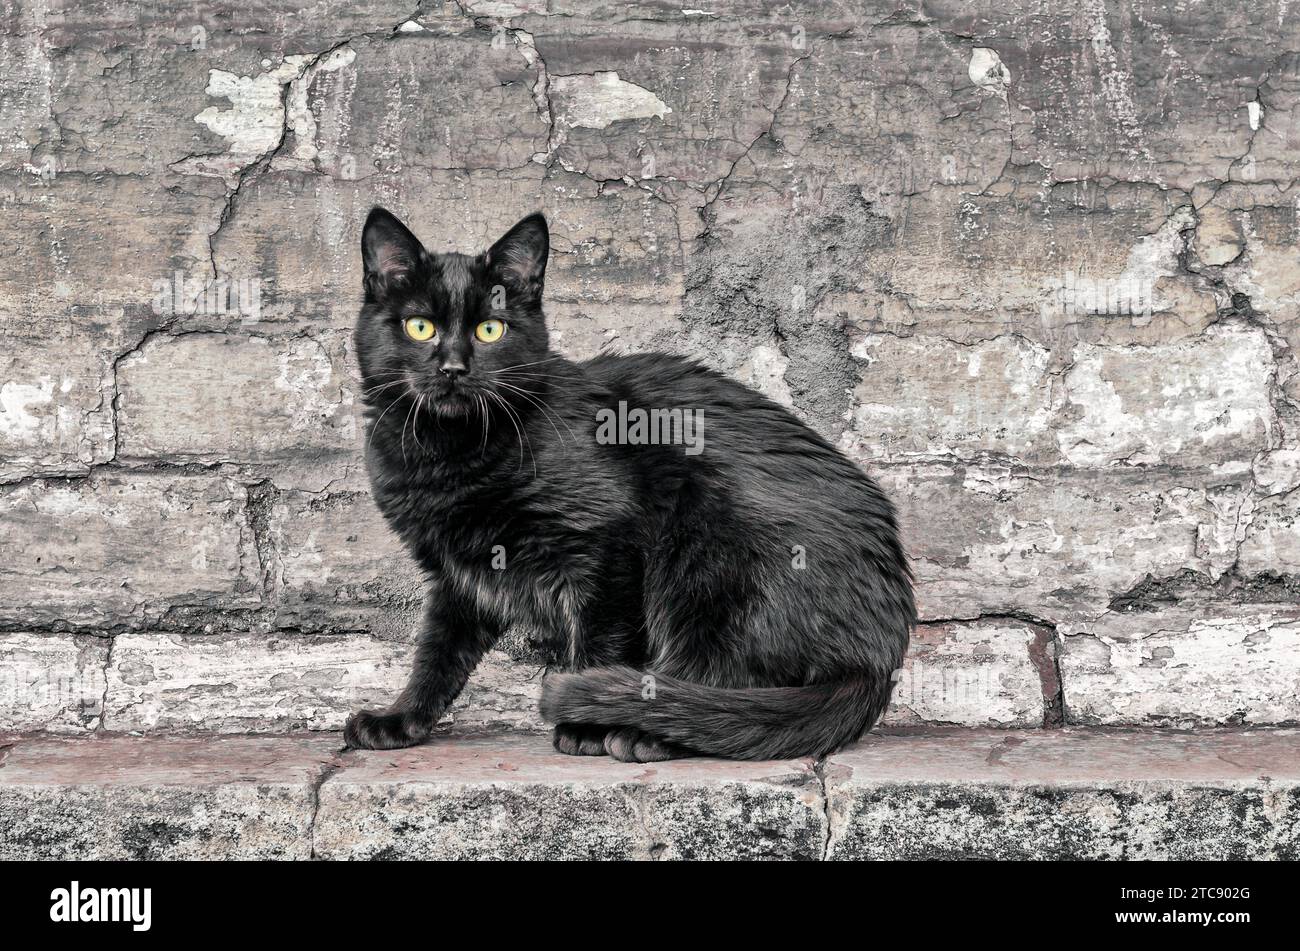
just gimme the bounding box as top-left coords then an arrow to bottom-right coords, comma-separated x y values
355,208 -> 550,417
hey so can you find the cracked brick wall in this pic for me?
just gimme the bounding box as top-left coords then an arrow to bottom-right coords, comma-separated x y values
1,1 -> 1297,736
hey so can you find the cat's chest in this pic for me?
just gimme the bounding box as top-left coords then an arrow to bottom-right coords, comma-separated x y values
434,538 -> 580,643
379,482 -> 575,632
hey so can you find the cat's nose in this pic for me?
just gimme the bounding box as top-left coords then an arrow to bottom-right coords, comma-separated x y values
439,358 -> 468,379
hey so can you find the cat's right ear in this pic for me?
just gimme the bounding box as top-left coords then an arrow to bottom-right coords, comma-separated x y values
362,207 -> 425,298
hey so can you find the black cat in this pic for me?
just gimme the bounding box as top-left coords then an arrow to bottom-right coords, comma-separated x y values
344,208 -> 915,761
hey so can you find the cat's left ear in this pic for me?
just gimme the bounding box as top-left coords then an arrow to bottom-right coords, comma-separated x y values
487,212 -> 549,295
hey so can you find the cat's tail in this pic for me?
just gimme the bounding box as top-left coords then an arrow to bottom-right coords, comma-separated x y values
539,665 -> 894,760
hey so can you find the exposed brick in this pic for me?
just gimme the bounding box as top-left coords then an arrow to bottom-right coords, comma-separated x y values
1059,603 -> 1300,727
884,619 -> 1052,729
0,632 -> 107,732
307,30 -> 547,176
842,334 -> 1058,465
1239,489 -> 1300,577
0,473 -> 257,630
875,463 -> 1250,622
1056,326 -> 1277,470
449,650 -> 546,733
101,631 -> 539,734
0,337 -> 115,481
534,23 -> 795,185
0,175 -> 214,326
116,332 -> 357,466
259,488 -> 423,634
102,631 -> 410,732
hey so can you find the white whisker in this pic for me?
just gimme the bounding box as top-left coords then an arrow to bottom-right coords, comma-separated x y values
493,380 -> 578,444
487,388 -> 534,478
365,392 -> 407,455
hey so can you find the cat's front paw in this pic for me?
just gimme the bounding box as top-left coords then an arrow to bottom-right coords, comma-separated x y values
343,708 -> 430,750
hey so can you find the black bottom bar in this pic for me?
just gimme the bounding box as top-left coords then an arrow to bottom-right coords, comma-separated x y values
2,860 -> 1283,938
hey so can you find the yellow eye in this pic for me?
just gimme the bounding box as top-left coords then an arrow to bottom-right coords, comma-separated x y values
404,317 -> 435,341
475,319 -> 506,343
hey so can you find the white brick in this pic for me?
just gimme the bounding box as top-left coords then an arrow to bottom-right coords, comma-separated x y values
0,338 -> 114,481
0,474 -> 256,628
1057,326 -> 1277,469
884,620 -> 1051,728
0,633 -> 107,732
116,332 -> 357,465
103,632 -> 410,732
103,632 -> 544,734
843,334 -> 1058,464
1060,604 -> 1300,726
876,463 -> 1249,621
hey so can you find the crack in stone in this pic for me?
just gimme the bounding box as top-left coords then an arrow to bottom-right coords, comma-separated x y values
699,53 -> 811,225
624,782 -> 667,861
812,755 -> 833,861
1107,568 -> 1300,613
195,0 -> 430,280
95,635 -> 114,732
306,750 -> 351,860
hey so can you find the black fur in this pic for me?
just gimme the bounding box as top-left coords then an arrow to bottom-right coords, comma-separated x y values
344,208 -> 915,761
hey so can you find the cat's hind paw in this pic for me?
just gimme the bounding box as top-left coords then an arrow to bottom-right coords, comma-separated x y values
553,723 -> 609,756
602,727 -> 691,763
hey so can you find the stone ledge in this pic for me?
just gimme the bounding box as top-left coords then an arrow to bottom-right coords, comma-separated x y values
0,729 -> 1295,860
313,735 -> 824,860
826,729 -> 1300,860
0,734 -> 337,860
